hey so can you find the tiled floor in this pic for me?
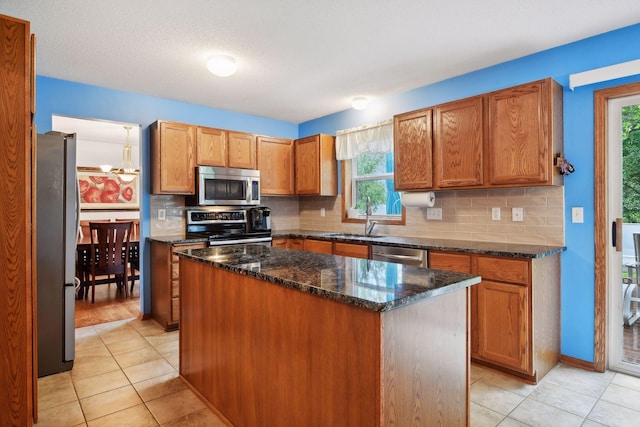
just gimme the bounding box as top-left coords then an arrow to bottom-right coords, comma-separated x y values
37,317 -> 226,426
39,317 -> 640,426
470,363 -> 640,426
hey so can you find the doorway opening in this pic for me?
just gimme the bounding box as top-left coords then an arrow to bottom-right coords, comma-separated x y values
52,115 -> 142,328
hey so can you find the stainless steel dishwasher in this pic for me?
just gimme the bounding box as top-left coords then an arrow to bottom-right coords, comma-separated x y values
371,245 -> 428,268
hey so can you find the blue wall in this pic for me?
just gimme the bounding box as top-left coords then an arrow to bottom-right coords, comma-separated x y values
36,22 -> 640,363
299,23 -> 640,363
35,78 -> 298,315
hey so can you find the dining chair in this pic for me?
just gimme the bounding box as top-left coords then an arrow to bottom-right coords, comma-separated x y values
116,218 -> 140,294
87,221 -> 132,303
623,232 -> 640,326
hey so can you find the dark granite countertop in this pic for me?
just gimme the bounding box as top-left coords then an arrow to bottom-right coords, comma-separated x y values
148,234 -> 208,244
176,244 -> 481,312
273,229 -> 565,259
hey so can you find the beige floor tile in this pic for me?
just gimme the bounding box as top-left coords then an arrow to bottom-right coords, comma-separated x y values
145,331 -> 179,347
542,364 -> 613,398
87,403 -> 159,427
587,399 -> 640,426
76,325 -> 98,340
80,384 -> 143,421
105,335 -> 151,355
114,346 -> 162,369
133,371 -> 187,402
599,382 -> 640,412
480,371 -> 538,397
75,342 -> 111,359
470,380 -> 525,416
154,340 -> 178,357
146,389 -> 206,424
93,319 -> 135,335
497,417 -> 534,427
76,334 -> 105,352
527,381 -> 597,417
611,371 -> 640,392
470,364 -> 490,384
509,398 -> 583,426
38,371 -> 78,411
131,320 -> 166,337
161,407 -> 227,426
123,358 -> 176,384
36,400 -> 85,427
71,355 -> 121,381
469,402 -> 504,427
99,327 -> 143,345
164,353 -> 180,371
74,369 -> 131,399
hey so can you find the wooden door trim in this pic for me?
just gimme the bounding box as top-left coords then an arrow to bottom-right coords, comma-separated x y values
594,81 -> 640,372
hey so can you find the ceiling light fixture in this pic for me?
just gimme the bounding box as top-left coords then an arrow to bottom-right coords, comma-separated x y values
101,126 -> 138,182
206,55 -> 237,77
351,96 -> 368,110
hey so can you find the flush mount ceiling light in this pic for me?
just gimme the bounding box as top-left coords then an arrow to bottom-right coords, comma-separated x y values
351,96 -> 369,110
206,55 -> 237,77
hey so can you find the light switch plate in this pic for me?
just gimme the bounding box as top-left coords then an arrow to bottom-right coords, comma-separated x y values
572,207 -> 584,223
320,208 -> 326,217
492,207 -> 501,221
512,207 -> 524,222
427,208 -> 442,220
158,208 -> 166,221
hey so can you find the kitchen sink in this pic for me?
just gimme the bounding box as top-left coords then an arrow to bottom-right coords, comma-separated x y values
322,233 -> 387,240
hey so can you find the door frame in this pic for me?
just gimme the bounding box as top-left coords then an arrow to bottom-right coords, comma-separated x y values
594,81 -> 640,372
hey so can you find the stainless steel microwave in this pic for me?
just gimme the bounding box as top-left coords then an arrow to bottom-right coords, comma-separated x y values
186,166 -> 260,206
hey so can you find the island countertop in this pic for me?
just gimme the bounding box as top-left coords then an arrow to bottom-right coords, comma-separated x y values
176,243 -> 480,312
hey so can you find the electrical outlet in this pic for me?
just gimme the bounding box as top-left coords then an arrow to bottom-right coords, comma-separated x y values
427,208 -> 442,220
158,208 -> 166,221
320,208 -> 325,217
572,207 -> 584,223
512,207 -> 524,222
492,207 -> 501,221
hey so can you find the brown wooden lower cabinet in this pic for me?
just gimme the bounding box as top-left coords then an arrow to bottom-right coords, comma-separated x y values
429,250 -> 560,383
302,238 -> 333,254
333,242 -> 370,259
150,240 -> 206,330
179,258 -> 470,426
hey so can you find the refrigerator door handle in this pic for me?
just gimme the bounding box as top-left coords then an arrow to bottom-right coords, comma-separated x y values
75,172 -> 81,242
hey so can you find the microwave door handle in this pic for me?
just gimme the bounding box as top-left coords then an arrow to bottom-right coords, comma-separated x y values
247,178 -> 253,203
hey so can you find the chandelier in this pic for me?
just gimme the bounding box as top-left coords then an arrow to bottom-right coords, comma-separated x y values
99,125 -> 138,182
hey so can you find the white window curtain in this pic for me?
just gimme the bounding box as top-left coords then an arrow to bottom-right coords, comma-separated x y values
335,119 -> 393,160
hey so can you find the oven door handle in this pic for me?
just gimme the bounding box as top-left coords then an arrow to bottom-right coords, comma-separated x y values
210,237 -> 272,246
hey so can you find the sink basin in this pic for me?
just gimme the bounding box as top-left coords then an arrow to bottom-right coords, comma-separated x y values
323,233 -> 387,240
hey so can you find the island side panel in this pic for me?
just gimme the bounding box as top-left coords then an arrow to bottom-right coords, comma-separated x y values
532,253 -> 561,381
179,258 -> 383,427
381,287 -> 469,427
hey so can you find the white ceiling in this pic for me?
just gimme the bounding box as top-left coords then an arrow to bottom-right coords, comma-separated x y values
2,0 -> 640,124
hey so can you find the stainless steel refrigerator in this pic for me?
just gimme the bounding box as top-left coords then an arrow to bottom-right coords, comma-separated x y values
36,131 -> 79,377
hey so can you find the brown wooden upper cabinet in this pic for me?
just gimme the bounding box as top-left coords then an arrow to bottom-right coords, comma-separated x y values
294,134 -> 337,196
393,108 -> 433,191
434,95 -> 485,188
228,131 -> 257,169
196,126 -> 227,167
487,78 -> 563,187
151,120 -> 196,194
257,136 -> 294,195
394,78 -> 563,192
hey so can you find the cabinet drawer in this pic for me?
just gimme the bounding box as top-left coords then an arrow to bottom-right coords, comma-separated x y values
476,256 -> 529,285
334,242 -> 370,259
429,252 -> 472,273
303,239 -> 333,254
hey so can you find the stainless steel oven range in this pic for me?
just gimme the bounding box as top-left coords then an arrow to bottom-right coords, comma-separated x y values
185,207 -> 272,246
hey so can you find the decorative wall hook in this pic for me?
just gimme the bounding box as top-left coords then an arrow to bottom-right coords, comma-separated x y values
554,154 -> 575,176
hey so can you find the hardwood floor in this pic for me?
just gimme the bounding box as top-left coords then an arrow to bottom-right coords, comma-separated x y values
75,282 -> 140,328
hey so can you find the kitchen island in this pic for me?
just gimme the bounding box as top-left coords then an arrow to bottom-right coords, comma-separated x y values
176,244 -> 480,426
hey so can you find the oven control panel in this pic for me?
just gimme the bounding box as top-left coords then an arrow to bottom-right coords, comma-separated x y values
187,209 -> 246,224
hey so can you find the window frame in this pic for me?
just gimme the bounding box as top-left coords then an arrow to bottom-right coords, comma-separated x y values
341,155 -> 405,226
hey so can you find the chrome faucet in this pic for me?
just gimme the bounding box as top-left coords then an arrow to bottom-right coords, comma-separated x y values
365,197 -> 377,236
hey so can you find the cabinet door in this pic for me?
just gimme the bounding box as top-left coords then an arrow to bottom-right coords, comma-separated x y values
151,121 -> 196,194
295,135 -> 321,195
271,238 -> 288,248
228,131 -> 256,169
197,126 -> 227,166
287,239 -> 304,251
258,136 -> 294,195
476,280 -> 529,373
434,96 -> 484,188
393,108 -> 433,190
303,239 -> 333,254
334,242 -> 370,259
488,79 -> 550,185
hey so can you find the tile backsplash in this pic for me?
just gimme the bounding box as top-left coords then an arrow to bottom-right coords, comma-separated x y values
150,186 -> 564,246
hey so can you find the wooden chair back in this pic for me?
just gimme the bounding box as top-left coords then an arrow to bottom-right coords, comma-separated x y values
89,221 -> 132,277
